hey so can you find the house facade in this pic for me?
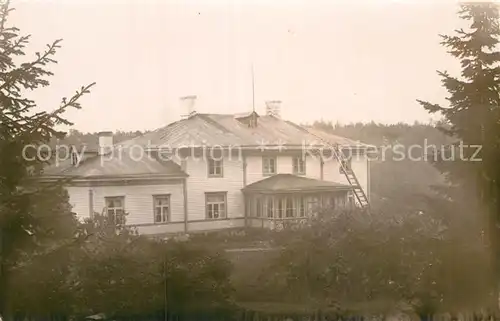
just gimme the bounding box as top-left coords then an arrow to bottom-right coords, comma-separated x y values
43,98 -> 374,236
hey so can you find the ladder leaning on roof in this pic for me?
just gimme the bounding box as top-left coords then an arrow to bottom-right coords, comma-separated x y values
335,143 -> 370,209
304,129 -> 370,209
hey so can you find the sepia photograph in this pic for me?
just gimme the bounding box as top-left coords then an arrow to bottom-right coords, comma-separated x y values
1,0 -> 500,320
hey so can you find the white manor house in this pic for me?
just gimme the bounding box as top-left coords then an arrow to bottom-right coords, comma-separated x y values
43,97 -> 374,236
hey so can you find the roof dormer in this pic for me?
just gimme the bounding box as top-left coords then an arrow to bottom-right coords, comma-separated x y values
235,111 -> 259,128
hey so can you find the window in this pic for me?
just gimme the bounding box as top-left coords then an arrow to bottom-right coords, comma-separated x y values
105,196 -> 125,225
285,197 -> 294,218
292,156 -> 306,175
262,157 -> 277,176
297,197 -> 306,217
153,195 -> 170,223
277,198 -> 285,218
208,157 -> 223,177
206,192 -> 226,219
308,196 -> 319,215
256,197 -> 262,217
266,198 -> 274,218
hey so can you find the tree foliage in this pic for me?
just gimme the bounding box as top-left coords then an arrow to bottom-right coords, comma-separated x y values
0,1 -> 94,318
49,129 -> 148,151
249,205 -> 492,315
417,3 -> 500,299
7,214 -> 236,321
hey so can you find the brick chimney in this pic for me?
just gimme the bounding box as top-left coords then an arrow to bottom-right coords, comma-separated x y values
98,131 -> 113,156
180,95 -> 197,119
265,100 -> 281,118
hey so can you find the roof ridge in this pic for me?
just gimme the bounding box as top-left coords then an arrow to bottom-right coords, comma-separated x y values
195,113 -> 234,134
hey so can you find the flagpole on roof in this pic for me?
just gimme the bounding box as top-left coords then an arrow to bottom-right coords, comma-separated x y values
251,62 -> 255,113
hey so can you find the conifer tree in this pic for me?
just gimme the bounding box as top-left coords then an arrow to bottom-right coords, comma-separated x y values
418,3 -> 500,306
0,1 -> 94,318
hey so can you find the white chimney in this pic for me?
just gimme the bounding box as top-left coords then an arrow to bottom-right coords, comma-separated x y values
98,131 -> 113,156
265,100 -> 282,118
180,95 -> 197,119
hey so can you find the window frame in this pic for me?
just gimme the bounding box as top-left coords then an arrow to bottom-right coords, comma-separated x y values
265,197 -> 274,218
255,196 -> 262,218
307,196 -> 320,215
153,194 -> 171,224
207,156 -> 224,177
285,196 -> 295,218
262,156 -> 277,176
105,196 -> 126,225
205,192 -> 227,220
276,197 -> 285,218
296,196 -> 306,217
292,156 -> 306,175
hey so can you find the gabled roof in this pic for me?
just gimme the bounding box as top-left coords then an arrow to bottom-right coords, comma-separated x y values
42,112 -> 370,179
242,174 -> 353,193
117,113 -> 370,150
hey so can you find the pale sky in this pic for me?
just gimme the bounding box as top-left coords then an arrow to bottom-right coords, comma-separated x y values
11,0 -> 463,133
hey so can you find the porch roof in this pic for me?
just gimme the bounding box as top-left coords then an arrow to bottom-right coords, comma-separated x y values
242,174 -> 353,194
